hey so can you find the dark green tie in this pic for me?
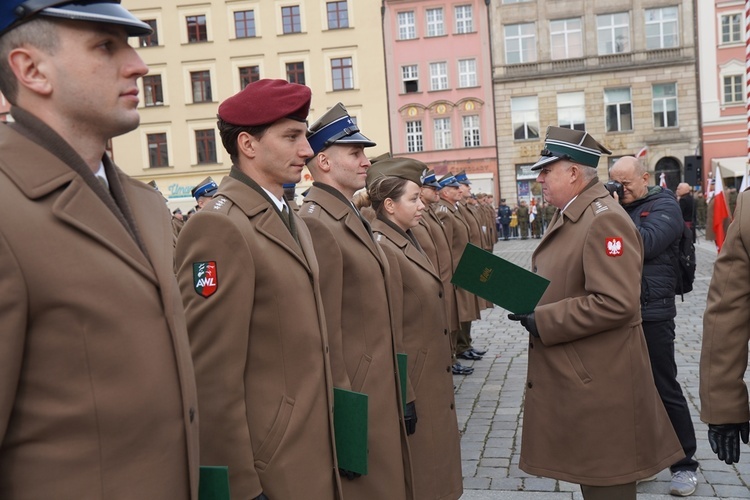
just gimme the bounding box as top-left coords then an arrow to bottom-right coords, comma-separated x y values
281,204 -> 299,243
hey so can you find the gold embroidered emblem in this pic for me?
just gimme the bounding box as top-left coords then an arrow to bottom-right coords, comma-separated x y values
479,267 -> 493,283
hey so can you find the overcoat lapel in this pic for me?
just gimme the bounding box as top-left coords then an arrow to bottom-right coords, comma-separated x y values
220,177 -> 311,272
256,210 -> 310,270
375,221 -> 440,283
53,175 -> 157,282
306,186 -> 384,266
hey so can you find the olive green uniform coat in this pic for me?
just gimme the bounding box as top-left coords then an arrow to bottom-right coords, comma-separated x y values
176,173 -> 341,500
413,204 -> 460,332
701,191 -> 750,425
373,218 -> 463,500
436,199 -> 480,322
300,184 -> 414,500
0,113 -> 199,499
522,181 -> 683,486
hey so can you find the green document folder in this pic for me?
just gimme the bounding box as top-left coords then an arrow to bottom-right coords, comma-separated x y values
198,466 -> 230,500
334,387 -> 369,475
397,353 -> 408,411
451,243 -> 550,314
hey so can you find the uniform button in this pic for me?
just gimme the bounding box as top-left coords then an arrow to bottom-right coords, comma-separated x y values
325,346 -> 329,353
439,291 -> 443,298
532,266 -> 537,273
444,329 -> 448,335
446,366 -> 451,372
189,407 -> 196,423
529,341 -> 534,349
527,381 -> 533,389
450,403 -> 455,410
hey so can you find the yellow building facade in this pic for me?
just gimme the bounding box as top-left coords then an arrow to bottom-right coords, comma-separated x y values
116,0 -> 389,212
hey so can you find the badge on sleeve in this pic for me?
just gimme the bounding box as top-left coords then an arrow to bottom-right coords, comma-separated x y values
605,237 -> 623,257
193,261 -> 218,297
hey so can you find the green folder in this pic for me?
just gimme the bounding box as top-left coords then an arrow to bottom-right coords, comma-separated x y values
451,243 -> 550,314
397,353 -> 408,411
198,466 -> 230,500
334,387 -> 368,475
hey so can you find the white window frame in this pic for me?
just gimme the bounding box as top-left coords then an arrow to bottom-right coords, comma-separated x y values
604,87 -> 633,132
550,17 -> 582,60
645,6 -> 679,50
398,11 -> 416,40
434,117 -> 452,150
597,12 -> 630,55
557,91 -> 585,131
178,7 -> 212,44
426,7 -> 444,37
510,95 -> 540,140
406,120 -> 424,152
140,126 -> 173,170
505,23 -> 537,64
458,58 -> 477,88
720,12 -> 742,45
652,83 -> 678,128
462,115 -> 480,147
402,64 -> 419,93
455,5 -> 473,34
429,62 -> 449,91
722,74 -> 744,104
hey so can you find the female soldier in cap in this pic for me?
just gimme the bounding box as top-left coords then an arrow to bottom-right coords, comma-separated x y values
367,158 -> 463,500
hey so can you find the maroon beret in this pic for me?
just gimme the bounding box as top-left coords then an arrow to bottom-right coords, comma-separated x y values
218,79 -> 311,126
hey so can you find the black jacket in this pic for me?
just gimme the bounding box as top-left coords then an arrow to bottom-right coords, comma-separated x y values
622,186 -> 683,321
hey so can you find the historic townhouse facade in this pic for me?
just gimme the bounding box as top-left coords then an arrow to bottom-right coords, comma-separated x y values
382,0 -> 499,196
698,0 -> 749,189
116,0 -> 388,211
489,0 -> 699,205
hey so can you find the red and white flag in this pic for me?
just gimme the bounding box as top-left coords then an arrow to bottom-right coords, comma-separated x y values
636,146 -> 648,159
712,166 -> 731,253
659,172 -> 667,189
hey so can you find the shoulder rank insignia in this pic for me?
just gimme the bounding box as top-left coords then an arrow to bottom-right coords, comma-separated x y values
605,237 -> 623,257
193,261 -> 218,297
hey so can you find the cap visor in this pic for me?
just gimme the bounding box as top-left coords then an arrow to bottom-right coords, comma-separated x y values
335,132 -> 376,148
530,155 -> 561,171
40,3 -> 153,36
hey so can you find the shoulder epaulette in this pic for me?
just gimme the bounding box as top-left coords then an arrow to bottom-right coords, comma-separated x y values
209,196 -> 232,214
592,199 -> 609,216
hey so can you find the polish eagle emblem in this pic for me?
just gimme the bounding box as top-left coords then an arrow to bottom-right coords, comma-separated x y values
605,237 -> 623,257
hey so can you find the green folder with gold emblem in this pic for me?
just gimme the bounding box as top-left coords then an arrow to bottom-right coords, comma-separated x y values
451,243 -> 550,314
199,466 -> 230,500
334,387 -> 368,475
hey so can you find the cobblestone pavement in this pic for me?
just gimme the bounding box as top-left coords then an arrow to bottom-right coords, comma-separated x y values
455,234 -> 750,499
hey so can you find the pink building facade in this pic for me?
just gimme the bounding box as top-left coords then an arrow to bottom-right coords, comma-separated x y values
698,0 -> 750,188
383,0 -> 499,196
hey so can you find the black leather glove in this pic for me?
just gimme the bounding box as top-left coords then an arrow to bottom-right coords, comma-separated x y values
508,312 -> 539,338
404,401 -> 418,435
338,468 -> 362,480
708,422 -> 750,465
254,493 -> 269,500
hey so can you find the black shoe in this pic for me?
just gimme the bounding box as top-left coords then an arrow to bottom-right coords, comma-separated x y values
457,350 -> 482,361
452,363 -> 474,375
470,347 -> 487,356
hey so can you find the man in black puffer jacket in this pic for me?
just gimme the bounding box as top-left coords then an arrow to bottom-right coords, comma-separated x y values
610,156 -> 699,497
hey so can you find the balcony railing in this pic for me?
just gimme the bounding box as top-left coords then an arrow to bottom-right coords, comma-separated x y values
496,47 -> 694,81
